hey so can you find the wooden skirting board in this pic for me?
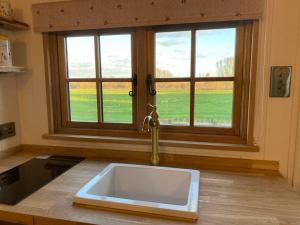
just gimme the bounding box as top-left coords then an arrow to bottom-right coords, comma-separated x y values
21,144 -> 279,174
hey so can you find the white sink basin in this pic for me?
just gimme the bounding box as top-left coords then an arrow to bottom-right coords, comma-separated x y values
73,163 -> 200,221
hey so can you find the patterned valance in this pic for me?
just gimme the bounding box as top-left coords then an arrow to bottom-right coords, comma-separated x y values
32,0 -> 265,32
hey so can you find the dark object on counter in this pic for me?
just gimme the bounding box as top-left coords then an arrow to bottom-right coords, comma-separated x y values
0,155 -> 84,205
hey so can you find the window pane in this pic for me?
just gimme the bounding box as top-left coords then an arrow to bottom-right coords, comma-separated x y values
196,28 -> 236,77
69,82 -> 97,122
156,82 -> 190,125
102,82 -> 132,123
66,36 -> 96,78
100,34 -> 132,78
155,31 -> 191,78
194,82 -> 233,127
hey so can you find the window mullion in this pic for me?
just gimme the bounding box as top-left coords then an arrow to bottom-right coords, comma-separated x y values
135,29 -> 151,132
233,25 -> 246,136
57,35 -> 70,127
95,35 -> 103,125
190,29 -> 196,127
131,32 -> 137,128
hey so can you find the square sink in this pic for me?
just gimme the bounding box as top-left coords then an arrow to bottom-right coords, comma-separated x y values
73,163 -> 200,221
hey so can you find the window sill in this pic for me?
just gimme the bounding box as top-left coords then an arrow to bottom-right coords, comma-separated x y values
42,133 -> 259,152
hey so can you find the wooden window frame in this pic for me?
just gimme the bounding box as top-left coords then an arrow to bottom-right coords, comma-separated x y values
148,23 -> 242,136
57,29 -> 137,131
43,20 -> 259,145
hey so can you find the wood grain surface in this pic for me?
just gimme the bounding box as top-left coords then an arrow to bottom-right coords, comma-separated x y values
0,151 -> 298,225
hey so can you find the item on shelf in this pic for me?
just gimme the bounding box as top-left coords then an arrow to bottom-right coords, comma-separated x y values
0,66 -> 24,73
0,0 -> 13,20
0,34 -> 12,67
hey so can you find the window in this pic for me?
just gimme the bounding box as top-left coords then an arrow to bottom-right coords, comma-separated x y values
45,21 -> 258,145
65,35 -> 134,124
154,28 -> 236,128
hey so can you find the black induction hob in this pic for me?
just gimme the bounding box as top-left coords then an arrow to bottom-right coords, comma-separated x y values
0,155 -> 84,205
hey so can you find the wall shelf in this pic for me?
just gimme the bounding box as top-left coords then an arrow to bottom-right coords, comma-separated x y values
0,66 -> 25,73
0,17 -> 29,31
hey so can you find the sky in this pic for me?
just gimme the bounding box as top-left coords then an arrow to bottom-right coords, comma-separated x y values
66,28 -> 236,79
195,28 -> 236,77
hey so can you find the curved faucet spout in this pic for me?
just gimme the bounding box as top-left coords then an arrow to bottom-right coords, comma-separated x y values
142,105 -> 160,166
142,115 -> 152,133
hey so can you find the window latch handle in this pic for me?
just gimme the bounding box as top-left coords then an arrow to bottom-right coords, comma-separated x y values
146,74 -> 157,96
129,73 -> 137,97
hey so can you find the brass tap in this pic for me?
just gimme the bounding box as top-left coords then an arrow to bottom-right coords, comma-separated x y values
142,104 -> 160,166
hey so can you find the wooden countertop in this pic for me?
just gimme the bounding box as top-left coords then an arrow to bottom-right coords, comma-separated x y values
0,152 -> 299,225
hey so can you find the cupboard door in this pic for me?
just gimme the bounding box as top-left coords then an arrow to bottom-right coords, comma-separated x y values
34,217 -> 92,225
0,212 -> 33,225
0,222 -> 23,225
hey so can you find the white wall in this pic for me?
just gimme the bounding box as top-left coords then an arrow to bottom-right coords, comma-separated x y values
291,10 -> 300,192
0,74 -> 20,151
8,0 -> 300,183
0,26 -> 22,151
260,0 -> 300,182
294,114 -> 300,192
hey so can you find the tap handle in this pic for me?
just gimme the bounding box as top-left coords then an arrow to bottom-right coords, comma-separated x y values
147,104 -> 157,112
147,104 -> 159,123
142,116 -> 150,132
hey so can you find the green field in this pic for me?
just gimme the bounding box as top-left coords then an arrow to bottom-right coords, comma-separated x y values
69,89 -> 233,127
